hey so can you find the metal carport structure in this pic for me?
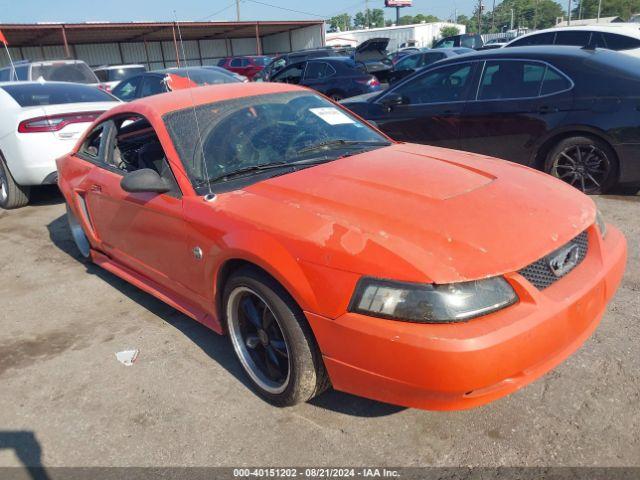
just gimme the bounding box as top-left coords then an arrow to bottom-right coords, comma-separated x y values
0,21 -> 326,68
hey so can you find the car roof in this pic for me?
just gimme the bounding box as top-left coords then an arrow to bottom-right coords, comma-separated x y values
0,80 -> 95,87
94,64 -> 145,70
510,23 -> 640,41
107,82 -> 304,117
435,44 -> 629,61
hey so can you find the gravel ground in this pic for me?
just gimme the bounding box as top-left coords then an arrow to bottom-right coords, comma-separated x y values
0,187 -> 638,470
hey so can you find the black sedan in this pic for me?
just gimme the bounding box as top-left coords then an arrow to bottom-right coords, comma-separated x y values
111,67 -> 240,101
388,47 -> 474,84
269,57 -> 381,101
342,46 -> 640,193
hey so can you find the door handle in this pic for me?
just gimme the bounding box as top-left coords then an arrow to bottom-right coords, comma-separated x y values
537,105 -> 559,114
90,184 -> 102,192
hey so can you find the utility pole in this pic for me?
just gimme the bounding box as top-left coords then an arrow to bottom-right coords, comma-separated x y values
533,0 -> 538,29
597,0 -> 602,21
510,8 -> 514,30
491,0 -> 496,31
578,0 -> 582,20
567,0 -> 572,25
477,0 -> 483,34
365,0 -> 369,28
236,0 -> 241,21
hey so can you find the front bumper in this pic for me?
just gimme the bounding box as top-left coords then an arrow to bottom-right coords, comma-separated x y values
306,225 -> 627,410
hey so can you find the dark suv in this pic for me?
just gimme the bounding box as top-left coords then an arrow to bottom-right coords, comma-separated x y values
254,48 -> 342,82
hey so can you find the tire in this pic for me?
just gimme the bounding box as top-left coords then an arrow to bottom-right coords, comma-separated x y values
65,203 -> 91,260
224,267 -> 329,406
544,136 -> 618,194
0,153 -> 30,209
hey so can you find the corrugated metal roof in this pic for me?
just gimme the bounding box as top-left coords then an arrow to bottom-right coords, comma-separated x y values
0,21 -> 324,47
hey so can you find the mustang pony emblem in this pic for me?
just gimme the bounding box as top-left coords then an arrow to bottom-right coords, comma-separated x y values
548,243 -> 580,277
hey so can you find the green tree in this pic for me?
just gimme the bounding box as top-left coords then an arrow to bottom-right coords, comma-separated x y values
486,0 -> 563,32
398,15 -> 416,25
414,13 -> 441,22
572,0 -> 640,19
354,8 -> 386,28
440,25 -> 461,37
329,13 -> 351,32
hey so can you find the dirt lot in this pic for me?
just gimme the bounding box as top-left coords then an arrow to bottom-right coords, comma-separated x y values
0,187 -> 638,470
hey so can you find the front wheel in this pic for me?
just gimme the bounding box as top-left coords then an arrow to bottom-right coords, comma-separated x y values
0,154 -> 30,210
224,267 -> 329,406
545,136 -> 618,194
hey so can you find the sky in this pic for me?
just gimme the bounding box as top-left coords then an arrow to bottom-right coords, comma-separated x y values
0,0 -> 477,25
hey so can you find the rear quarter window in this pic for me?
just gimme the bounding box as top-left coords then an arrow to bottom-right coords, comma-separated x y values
602,32 -> 640,50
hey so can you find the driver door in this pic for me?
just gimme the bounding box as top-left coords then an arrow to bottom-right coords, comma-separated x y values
80,116 -> 191,293
371,61 -> 478,149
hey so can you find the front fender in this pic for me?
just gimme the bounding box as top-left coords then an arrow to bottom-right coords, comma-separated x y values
208,229 -> 320,315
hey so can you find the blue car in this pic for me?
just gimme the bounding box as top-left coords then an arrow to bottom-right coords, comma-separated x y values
269,57 -> 381,101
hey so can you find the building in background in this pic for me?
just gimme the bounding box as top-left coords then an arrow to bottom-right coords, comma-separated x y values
0,21 -> 325,69
326,22 -> 466,51
555,16 -> 623,26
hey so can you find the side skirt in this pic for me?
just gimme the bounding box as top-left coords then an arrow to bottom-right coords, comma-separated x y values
91,250 -> 223,334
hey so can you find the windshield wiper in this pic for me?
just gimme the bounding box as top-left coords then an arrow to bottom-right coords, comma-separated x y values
199,162 -> 292,186
297,139 -> 390,155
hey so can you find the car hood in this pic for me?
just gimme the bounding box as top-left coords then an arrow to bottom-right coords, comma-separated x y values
356,37 -> 390,53
217,144 -> 595,284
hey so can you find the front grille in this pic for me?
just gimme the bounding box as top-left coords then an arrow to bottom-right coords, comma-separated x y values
518,231 -> 589,290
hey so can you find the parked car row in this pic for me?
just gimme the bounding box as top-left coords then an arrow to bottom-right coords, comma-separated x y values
343,45 -> 640,194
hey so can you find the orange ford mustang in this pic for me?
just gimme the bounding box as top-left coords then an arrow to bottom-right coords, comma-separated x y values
57,83 -> 627,410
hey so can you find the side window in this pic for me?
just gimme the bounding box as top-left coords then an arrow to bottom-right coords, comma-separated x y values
393,63 -> 473,104
554,30 -> 590,46
510,32 -> 556,46
15,66 -> 28,81
325,63 -> 337,77
230,58 -> 243,67
305,62 -> 327,79
396,55 -> 422,70
217,59 -> 227,66
139,76 -> 166,98
421,52 -> 445,67
477,61 -> 545,100
112,76 -> 141,101
540,66 -> 572,95
95,70 -> 108,82
0,68 -> 9,81
78,125 -> 106,161
272,63 -> 305,84
107,115 -> 180,194
602,33 -> 640,50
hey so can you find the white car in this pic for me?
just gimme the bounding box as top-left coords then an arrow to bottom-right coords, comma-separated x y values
0,59 -> 101,85
505,24 -> 640,58
0,81 -> 120,209
93,64 -> 147,92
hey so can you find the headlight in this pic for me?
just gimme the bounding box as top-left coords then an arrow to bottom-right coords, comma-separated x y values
349,277 -> 518,323
595,209 -> 607,238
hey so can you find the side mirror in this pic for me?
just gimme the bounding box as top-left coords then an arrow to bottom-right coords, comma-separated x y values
120,169 -> 171,194
380,92 -> 404,108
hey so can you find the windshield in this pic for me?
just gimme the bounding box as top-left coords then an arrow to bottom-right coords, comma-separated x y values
163,91 -> 389,190
1,83 -> 117,107
31,62 -> 99,84
108,67 -> 146,82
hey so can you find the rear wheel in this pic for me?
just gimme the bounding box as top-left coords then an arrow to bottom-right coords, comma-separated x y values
0,154 -> 30,210
545,136 -> 618,194
224,267 -> 328,406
